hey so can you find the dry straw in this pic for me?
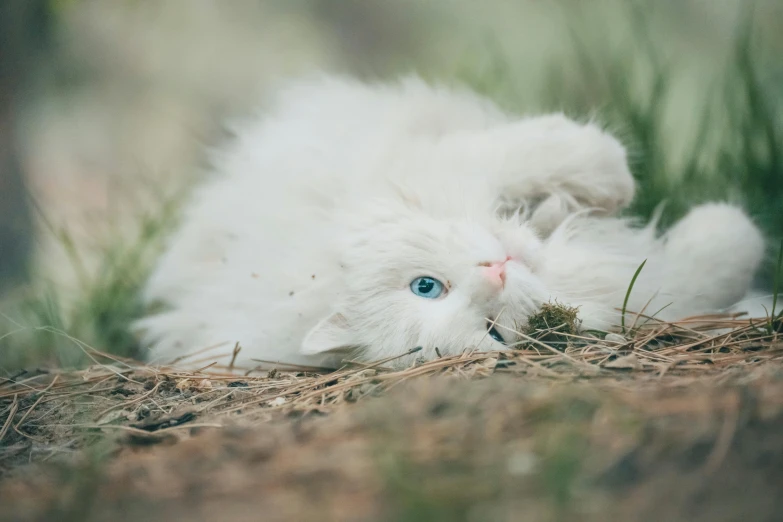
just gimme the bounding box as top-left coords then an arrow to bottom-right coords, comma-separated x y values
1,308 -> 781,458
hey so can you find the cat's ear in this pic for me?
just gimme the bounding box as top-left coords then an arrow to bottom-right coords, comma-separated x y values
301,313 -> 359,355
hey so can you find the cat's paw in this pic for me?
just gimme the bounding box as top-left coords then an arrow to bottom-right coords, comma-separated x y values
527,192 -> 580,235
499,114 -> 635,222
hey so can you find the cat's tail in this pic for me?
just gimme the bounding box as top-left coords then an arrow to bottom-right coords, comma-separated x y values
660,202 -> 765,316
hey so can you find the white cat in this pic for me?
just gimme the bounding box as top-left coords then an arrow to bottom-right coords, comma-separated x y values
136,75 -> 766,369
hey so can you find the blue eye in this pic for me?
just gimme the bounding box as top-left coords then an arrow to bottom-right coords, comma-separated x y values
410,276 -> 445,299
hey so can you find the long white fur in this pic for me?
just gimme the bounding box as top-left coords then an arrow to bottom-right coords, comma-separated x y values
136,75 -> 767,369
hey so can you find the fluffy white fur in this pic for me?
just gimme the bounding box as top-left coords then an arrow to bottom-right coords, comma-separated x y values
136,75 -> 767,369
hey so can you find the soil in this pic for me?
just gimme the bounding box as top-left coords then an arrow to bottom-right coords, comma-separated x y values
2,355 -> 783,522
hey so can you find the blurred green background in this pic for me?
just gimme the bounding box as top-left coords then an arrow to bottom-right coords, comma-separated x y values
1,0 -> 781,370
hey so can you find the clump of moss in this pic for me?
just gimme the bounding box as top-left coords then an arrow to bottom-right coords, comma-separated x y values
519,302 -> 581,350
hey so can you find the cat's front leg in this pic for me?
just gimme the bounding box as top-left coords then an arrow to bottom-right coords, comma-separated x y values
461,114 -> 635,233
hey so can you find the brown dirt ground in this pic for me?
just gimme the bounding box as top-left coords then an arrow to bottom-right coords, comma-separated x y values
2,317 -> 783,521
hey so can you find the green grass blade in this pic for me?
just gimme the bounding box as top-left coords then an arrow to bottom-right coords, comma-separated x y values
622,259 -> 647,334
771,239 -> 783,325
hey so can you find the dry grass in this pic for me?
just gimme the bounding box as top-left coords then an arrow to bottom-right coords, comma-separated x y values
2,313 -> 783,521
1,311 -> 781,466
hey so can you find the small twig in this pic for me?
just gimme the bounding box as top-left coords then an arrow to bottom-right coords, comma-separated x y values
162,341 -> 235,365
33,326 -> 142,385
0,370 -> 28,388
249,360 -> 335,372
341,347 -> 423,371
197,391 -> 236,413
498,323 -> 594,370
629,290 -> 660,332
0,395 -> 19,444
13,376 -> 59,432
351,346 -> 423,369
95,381 -> 162,420
192,361 -> 218,373
228,342 -> 242,371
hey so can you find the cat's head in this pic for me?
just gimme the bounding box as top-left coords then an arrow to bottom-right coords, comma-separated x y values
301,199 -> 549,366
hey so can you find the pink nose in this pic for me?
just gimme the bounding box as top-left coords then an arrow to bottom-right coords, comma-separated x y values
479,257 -> 510,287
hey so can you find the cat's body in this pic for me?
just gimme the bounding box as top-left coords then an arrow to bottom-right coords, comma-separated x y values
137,75 -> 766,369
